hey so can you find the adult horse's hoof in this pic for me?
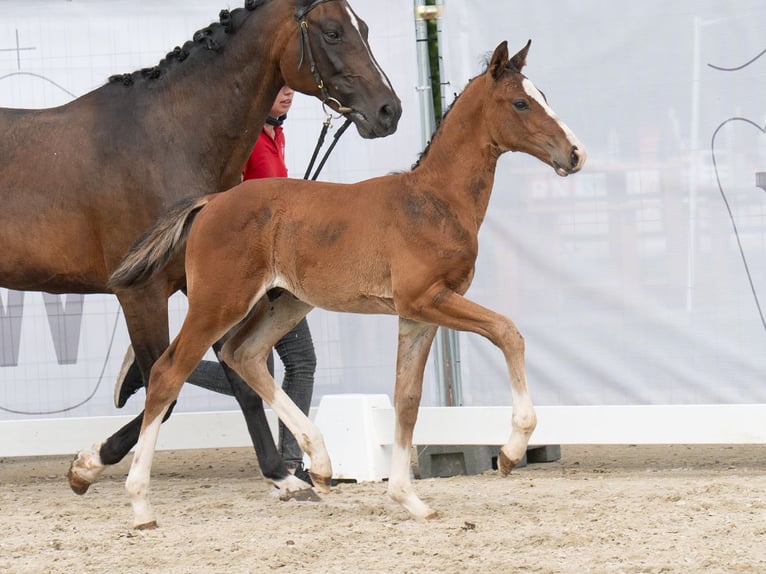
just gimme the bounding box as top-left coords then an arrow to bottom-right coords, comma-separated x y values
67,447 -> 105,495
67,467 -> 92,495
134,521 -> 158,530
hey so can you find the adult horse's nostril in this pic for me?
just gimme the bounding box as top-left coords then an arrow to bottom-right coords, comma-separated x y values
378,101 -> 402,129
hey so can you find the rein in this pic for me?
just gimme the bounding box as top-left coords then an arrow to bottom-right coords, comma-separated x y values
303,115 -> 352,180
296,0 -> 353,180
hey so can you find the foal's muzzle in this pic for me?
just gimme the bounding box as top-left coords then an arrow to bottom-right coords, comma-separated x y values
553,145 -> 586,176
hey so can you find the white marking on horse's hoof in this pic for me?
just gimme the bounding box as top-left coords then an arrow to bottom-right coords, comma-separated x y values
67,445 -> 105,495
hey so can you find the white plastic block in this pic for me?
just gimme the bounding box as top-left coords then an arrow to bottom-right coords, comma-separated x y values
310,394 -> 393,482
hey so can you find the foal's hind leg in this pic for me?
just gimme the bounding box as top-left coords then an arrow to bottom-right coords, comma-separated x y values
209,336 -> 299,496
387,318 -> 438,520
221,294 -> 333,493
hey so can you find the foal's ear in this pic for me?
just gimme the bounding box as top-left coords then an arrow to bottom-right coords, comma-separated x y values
489,41 -> 509,80
508,39 -> 532,72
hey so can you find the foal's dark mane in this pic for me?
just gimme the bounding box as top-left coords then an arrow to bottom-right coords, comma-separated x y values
411,54 -> 525,171
107,0 -> 270,87
410,75 -> 473,171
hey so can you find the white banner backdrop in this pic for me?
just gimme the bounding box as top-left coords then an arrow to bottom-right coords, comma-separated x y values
440,0 -> 766,406
0,0 -> 425,422
2,0 -> 764,441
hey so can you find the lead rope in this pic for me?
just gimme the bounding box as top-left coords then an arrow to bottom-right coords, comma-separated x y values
296,2 -> 354,181
303,114 -> 352,181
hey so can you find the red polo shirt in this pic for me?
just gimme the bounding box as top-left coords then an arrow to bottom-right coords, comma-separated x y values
242,126 -> 287,180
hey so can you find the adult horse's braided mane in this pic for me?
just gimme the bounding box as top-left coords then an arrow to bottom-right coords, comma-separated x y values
108,0 -> 270,87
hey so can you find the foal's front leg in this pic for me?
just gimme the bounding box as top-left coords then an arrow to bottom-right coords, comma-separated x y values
406,289 -> 537,475
387,318 -> 438,520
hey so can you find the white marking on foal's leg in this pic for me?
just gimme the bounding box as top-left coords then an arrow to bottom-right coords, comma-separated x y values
67,441 -> 106,494
386,442 -> 438,521
499,390 -> 537,475
270,390 -> 332,492
125,406 -> 168,529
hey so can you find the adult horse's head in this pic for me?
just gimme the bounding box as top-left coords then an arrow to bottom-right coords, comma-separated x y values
484,40 -> 586,176
280,0 -> 402,139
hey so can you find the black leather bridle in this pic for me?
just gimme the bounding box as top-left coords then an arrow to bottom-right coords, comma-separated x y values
295,0 -> 354,115
295,0 -> 354,180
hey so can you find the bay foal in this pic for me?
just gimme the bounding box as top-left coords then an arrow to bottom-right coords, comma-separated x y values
110,40 -> 585,527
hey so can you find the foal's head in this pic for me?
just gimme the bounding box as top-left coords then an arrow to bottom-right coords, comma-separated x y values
280,0 -> 402,139
484,40 -> 585,176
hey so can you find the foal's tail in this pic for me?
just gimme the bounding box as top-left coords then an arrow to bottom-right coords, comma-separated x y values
109,196 -> 210,289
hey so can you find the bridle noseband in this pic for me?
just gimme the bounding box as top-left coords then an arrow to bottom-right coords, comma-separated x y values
296,0 -> 354,115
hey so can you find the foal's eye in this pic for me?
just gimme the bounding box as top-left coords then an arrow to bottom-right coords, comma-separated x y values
513,100 -> 529,111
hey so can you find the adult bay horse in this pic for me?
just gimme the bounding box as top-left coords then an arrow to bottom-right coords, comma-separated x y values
108,39 -> 584,528
0,0 -> 401,499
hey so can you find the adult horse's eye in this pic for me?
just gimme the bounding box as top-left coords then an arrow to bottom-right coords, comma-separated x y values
323,29 -> 341,43
513,100 -> 529,111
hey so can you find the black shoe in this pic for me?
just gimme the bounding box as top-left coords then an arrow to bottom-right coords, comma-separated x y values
114,346 -> 144,408
292,463 -> 314,486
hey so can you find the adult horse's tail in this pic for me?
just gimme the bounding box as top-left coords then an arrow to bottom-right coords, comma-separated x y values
109,196 -> 209,289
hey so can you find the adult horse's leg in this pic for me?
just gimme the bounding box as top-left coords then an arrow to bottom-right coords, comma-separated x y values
387,318 -> 438,520
67,286 -> 173,494
114,346 -> 234,407
220,294 -> 333,492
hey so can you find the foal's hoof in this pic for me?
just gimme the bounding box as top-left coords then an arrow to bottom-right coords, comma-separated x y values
497,449 -> 519,476
134,521 -> 158,530
423,509 -> 440,521
270,473 -> 322,502
288,489 -> 322,503
310,473 -> 332,494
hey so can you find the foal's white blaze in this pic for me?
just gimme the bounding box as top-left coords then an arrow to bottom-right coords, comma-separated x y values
345,5 -> 394,93
522,77 -> 585,153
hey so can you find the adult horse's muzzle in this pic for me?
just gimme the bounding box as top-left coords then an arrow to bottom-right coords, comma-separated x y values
343,95 -> 402,139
